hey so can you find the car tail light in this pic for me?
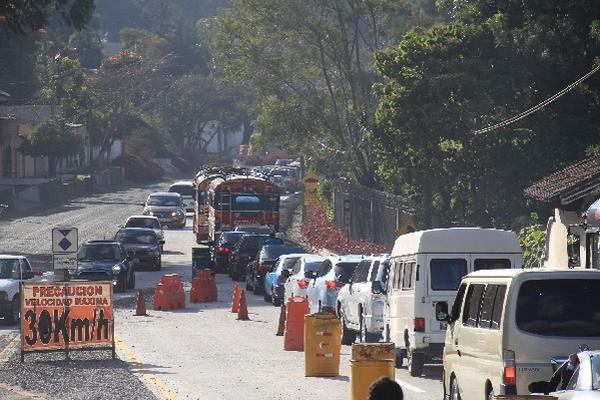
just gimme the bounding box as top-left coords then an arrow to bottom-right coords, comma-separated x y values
217,246 -> 230,254
296,279 -> 309,289
325,280 -> 344,289
257,262 -> 270,272
503,349 -> 516,386
413,317 -> 425,332
277,275 -> 288,283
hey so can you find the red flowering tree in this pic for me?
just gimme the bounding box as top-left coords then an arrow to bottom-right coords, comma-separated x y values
301,204 -> 388,254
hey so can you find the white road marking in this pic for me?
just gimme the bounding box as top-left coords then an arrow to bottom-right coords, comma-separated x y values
396,379 -> 426,393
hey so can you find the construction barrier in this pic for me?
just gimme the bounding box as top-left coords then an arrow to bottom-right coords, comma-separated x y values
276,304 -> 286,336
231,283 -> 241,313
190,269 -> 218,303
237,289 -> 249,321
349,343 -> 396,400
284,296 -> 309,351
153,274 -> 185,311
304,312 -> 341,377
134,289 -> 147,316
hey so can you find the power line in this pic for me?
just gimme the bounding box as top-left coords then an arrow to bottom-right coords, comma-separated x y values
472,62 -> 600,135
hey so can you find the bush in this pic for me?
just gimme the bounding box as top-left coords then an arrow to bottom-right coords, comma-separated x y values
519,223 -> 546,268
113,154 -> 164,182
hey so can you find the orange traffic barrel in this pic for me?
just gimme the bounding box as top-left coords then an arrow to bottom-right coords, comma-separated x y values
304,312 -> 341,376
284,296 -> 309,351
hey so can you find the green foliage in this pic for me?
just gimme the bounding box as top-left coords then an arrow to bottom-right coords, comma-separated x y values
120,28 -> 169,59
21,119 -> 84,166
518,220 -> 546,269
373,2 -> 600,228
209,0 -> 440,186
0,0 -> 95,34
68,28 -> 103,68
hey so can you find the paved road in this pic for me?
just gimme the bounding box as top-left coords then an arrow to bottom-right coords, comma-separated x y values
115,220 -> 444,400
0,182 -> 169,269
0,184 -> 443,400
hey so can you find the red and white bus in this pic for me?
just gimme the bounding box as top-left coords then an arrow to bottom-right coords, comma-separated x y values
206,175 -> 279,242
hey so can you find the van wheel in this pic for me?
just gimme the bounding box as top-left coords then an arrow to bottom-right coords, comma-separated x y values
450,376 -> 461,400
395,351 -> 404,368
340,317 -> 356,346
486,386 -> 494,400
408,349 -> 424,377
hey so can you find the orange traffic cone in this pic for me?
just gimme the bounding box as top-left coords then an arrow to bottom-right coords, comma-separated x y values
237,290 -> 250,321
135,289 -> 147,316
276,304 -> 286,336
231,283 -> 241,313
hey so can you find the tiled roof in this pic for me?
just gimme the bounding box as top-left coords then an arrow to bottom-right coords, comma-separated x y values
524,155 -> 600,203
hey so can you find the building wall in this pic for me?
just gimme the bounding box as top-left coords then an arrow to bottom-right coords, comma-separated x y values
543,208 -> 587,269
202,121 -> 244,155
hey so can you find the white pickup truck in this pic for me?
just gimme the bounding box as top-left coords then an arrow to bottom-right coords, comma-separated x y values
0,255 -> 35,323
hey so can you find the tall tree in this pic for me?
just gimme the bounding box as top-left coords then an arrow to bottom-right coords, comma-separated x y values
374,2 -> 600,228
209,0 -> 439,186
0,0 -> 95,33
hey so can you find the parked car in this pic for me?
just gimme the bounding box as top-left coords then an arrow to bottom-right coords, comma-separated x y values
337,255 -> 390,345
282,255 -> 326,304
234,225 -> 273,235
75,240 -> 135,292
442,269 -> 600,400
143,192 -> 186,229
115,227 -> 162,271
306,254 -> 362,314
385,227 -> 522,377
264,253 -> 309,306
245,244 -> 304,296
124,215 -> 164,251
0,255 -> 35,323
212,231 -> 248,272
228,234 -> 269,280
168,181 -> 196,213
529,351 -> 600,399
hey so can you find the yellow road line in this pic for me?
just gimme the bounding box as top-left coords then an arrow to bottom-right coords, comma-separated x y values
0,334 -> 44,399
0,382 -> 44,399
0,333 -> 19,362
115,335 -> 181,400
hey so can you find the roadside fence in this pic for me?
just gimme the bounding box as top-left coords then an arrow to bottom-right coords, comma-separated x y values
320,180 -> 416,249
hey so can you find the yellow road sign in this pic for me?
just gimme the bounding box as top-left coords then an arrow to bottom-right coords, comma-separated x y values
302,170 -> 319,192
304,192 -> 320,206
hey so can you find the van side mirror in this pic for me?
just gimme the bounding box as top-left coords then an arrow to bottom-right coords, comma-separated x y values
435,301 -> 450,322
281,269 -> 291,278
304,271 -> 317,279
528,381 -> 552,395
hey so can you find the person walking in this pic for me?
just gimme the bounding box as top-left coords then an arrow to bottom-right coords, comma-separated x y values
368,377 -> 403,400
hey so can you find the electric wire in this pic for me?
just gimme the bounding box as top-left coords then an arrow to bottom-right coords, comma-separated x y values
472,62 -> 600,135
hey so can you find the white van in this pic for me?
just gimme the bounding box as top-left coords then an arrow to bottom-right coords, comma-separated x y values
384,228 -> 522,377
443,269 -> 600,400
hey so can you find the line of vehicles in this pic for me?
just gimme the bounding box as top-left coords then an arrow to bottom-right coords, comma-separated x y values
216,223 -> 600,400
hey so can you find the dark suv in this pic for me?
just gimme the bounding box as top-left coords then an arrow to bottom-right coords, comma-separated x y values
228,234 -> 269,280
245,244 -> 304,295
75,241 -> 134,292
115,228 -> 162,271
212,231 -> 247,272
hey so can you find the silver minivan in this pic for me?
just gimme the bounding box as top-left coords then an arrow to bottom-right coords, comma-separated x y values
443,269 -> 600,400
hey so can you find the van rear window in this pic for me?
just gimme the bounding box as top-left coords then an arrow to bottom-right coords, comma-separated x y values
517,280 -> 600,337
474,259 -> 511,271
430,259 -> 467,291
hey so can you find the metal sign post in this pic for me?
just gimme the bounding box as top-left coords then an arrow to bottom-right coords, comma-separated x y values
52,227 -> 78,280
